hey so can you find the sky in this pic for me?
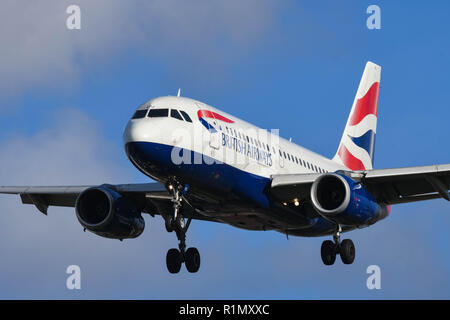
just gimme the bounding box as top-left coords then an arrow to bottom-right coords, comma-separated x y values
0,0 -> 449,299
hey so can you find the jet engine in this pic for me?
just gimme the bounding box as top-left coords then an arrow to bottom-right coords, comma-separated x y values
310,173 -> 389,226
75,185 -> 145,239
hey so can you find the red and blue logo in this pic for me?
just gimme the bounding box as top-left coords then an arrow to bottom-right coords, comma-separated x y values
197,109 -> 234,132
338,81 -> 379,171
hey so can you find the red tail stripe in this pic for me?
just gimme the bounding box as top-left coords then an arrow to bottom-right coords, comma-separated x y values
349,82 -> 380,126
338,145 -> 366,171
197,110 -> 234,123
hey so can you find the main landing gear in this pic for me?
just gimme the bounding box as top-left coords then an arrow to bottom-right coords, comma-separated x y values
164,182 -> 201,274
320,225 -> 355,265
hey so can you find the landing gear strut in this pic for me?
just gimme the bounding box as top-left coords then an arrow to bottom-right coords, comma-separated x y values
320,225 -> 355,265
165,181 -> 201,274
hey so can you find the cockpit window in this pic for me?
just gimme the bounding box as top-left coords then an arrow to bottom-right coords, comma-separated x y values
170,109 -> 183,121
180,111 -> 192,123
132,109 -> 148,119
148,108 -> 169,118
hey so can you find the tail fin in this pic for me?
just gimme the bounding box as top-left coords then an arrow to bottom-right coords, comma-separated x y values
332,61 -> 381,171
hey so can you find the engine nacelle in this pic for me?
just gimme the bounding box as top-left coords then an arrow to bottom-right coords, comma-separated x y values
310,173 -> 389,226
75,185 -> 145,239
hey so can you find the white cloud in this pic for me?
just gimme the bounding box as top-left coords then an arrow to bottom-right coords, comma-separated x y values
0,107 -> 168,298
0,108 -> 125,185
0,0 -> 281,104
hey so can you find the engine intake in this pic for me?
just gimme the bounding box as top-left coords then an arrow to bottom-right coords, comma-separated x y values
75,185 -> 144,239
311,174 -> 350,216
310,173 -> 389,226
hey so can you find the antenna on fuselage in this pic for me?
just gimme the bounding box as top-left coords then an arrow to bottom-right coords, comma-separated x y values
177,88 -> 181,97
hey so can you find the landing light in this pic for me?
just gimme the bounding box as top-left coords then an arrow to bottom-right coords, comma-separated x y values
282,202 -> 287,206
294,199 -> 300,206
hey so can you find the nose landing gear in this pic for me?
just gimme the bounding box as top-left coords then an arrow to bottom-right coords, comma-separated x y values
164,181 -> 201,274
320,225 -> 355,265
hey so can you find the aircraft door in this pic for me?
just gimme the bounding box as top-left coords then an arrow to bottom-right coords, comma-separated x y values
278,148 -> 284,168
209,119 -> 220,150
195,104 -> 220,151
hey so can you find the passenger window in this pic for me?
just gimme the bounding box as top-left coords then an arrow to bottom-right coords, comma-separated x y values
170,109 -> 183,121
179,110 -> 192,122
132,109 -> 148,119
148,109 -> 169,117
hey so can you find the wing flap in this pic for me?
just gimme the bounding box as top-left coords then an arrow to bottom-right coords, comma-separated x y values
270,173 -> 321,201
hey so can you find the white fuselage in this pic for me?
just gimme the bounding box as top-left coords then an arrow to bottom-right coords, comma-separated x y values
123,96 -> 346,180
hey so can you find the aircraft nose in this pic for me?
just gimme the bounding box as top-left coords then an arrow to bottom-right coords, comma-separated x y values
123,120 -> 150,144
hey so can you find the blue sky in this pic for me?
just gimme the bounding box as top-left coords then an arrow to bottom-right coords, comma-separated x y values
0,1 -> 449,299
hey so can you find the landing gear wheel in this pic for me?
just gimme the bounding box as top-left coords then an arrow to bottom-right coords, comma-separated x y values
321,240 -> 337,265
165,179 -> 200,274
166,248 -> 182,274
340,239 -> 355,264
185,247 -> 201,273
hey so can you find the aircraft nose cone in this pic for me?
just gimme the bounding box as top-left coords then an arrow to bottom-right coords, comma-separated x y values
123,120 -> 149,144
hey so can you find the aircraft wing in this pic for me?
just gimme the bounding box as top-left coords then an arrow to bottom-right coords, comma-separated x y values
0,183 -> 166,211
0,182 -> 223,223
270,164 -> 450,205
359,164 -> 450,204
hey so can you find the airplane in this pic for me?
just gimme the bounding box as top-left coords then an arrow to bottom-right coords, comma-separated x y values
1,61 -> 449,274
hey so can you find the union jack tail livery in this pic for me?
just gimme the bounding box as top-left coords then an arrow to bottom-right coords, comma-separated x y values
333,61 -> 381,171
